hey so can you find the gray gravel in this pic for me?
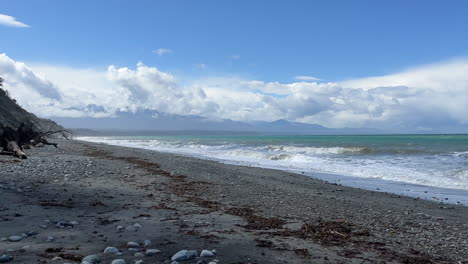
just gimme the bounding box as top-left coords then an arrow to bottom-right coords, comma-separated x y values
1,139 -> 467,263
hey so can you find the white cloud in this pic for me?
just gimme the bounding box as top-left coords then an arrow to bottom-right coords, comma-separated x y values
1,53 -> 468,131
295,75 -> 321,81
0,14 -> 30,28
153,48 -> 172,56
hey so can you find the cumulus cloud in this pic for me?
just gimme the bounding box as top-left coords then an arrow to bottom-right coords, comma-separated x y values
295,75 -> 321,81
1,53 -> 468,131
153,48 -> 172,56
0,14 -> 30,28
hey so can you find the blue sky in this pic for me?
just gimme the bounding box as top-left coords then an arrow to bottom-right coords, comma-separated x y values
1,1 -> 468,131
2,0 -> 467,81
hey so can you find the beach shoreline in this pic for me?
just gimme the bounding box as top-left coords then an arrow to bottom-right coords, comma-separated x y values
1,139 -> 467,263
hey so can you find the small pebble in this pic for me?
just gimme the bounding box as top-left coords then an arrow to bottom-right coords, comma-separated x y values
200,250 -> 215,257
127,241 -> 139,247
82,254 -> 100,264
111,260 -> 126,264
134,252 -> 144,258
143,239 -> 151,247
8,235 -> 23,242
145,249 -> 161,256
0,254 -> 12,263
171,250 -> 198,261
135,261 -> 144,264
104,247 -> 120,254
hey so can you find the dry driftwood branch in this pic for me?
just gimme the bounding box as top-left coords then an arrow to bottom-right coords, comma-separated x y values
0,122 -> 71,159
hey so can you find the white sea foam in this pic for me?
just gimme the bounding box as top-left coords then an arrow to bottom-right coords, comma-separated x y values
77,137 -> 468,193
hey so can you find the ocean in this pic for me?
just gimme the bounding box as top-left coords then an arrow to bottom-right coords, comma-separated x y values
78,134 -> 468,205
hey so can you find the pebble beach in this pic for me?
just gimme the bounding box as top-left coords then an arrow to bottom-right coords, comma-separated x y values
1,139 -> 468,264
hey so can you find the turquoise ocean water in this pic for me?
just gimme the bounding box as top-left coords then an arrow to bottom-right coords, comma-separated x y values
79,134 -> 468,204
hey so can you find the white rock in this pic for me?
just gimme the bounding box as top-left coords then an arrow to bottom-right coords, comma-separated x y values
145,249 -> 161,256
133,223 -> 142,229
171,250 -> 198,261
111,260 -> 126,264
134,252 -> 144,258
70,221 -> 79,226
200,250 -> 215,257
82,254 -> 100,263
127,241 -> 139,247
103,247 -> 120,254
143,240 -> 151,247
116,225 -> 124,231
135,261 -> 144,264
8,235 -> 23,242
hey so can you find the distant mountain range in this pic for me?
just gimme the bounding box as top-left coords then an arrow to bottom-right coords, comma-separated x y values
52,109 -> 380,136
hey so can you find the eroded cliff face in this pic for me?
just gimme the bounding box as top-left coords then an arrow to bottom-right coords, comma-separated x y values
0,88 -> 62,134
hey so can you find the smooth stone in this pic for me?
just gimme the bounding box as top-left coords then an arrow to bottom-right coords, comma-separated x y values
145,249 -> 161,256
70,221 -> 79,225
0,255 -> 12,263
135,261 -> 144,264
27,231 -> 38,236
116,225 -> 124,231
133,223 -> 142,228
143,239 -> 151,247
46,236 -> 55,242
134,252 -> 144,258
127,241 -> 139,247
82,254 -> 100,263
103,247 -> 120,254
8,235 -> 23,242
200,250 -> 215,257
171,250 -> 198,261
111,260 -> 126,264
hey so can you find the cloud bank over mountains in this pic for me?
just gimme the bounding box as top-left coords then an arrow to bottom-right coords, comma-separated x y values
1,53 -> 467,131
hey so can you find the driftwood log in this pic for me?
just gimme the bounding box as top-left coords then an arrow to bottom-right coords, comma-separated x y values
0,123 -> 69,159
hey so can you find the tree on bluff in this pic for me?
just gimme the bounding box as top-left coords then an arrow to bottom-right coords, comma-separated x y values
0,77 -> 70,159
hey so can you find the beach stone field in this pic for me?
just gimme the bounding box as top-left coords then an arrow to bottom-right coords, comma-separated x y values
1,139 -> 468,264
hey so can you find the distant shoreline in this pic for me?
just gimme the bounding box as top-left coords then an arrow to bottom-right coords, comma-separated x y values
77,135 -> 468,206
1,139 -> 467,263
